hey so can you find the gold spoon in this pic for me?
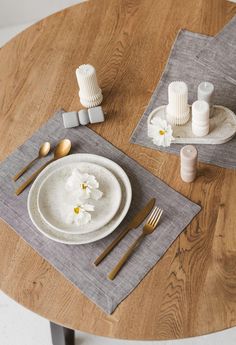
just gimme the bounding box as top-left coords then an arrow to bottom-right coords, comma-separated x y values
13,142 -> 51,181
16,139 -> 71,196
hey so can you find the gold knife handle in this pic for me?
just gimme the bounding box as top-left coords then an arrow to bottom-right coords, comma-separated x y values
15,159 -> 53,195
94,226 -> 132,266
108,233 -> 145,280
13,156 -> 38,181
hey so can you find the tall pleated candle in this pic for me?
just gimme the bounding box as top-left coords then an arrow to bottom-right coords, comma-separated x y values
192,100 -> 210,137
198,82 -> 214,118
76,64 -> 103,108
180,145 -> 198,183
166,81 -> 190,125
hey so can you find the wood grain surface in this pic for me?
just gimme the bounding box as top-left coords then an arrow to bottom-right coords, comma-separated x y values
0,0 -> 236,340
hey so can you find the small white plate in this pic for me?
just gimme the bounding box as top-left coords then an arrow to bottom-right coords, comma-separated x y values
37,162 -> 122,234
27,154 -> 132,245
148,105 -> 236,145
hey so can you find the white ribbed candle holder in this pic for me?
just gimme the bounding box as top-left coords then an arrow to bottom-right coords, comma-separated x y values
76,64 -> 103,108
192,100 -> 210,137
166,81 -> 190,126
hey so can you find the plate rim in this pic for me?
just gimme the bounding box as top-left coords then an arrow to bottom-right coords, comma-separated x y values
27,153 -> 132,244
37,161 -> 122,234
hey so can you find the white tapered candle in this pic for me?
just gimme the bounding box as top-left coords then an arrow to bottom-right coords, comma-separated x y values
198,82 -> 214,105
198,82 -> 214,118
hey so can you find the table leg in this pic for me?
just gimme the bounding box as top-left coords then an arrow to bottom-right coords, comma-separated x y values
50,321 -> 75,345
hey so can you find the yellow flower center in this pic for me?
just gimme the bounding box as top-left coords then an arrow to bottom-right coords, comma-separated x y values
81,183 -> 87,190
74,206 -> 80,214
159,129 -> 166,136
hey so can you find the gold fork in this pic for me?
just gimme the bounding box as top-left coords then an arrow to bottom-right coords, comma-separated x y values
108,207 -> 163,280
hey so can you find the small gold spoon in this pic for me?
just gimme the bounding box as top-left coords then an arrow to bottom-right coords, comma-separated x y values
16,139 -> 71,195
13,142 -> 51,181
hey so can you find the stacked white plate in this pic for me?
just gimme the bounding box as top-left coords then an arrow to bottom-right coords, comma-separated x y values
27,154 -> 132,244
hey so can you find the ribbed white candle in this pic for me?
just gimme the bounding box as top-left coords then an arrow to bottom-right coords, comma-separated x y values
192,100 -> 210,137
166,81 -> 190,125
76,64 -> 103,107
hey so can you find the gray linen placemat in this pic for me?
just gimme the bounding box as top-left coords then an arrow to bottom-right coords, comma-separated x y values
0,110 -> 200,314
196,16 -> 236,85
130,30 -> 236,170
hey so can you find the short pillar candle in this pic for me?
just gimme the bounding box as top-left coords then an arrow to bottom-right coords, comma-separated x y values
197,82 -> 214,118
75,64 -> 103,108
180,145 -> 198,183
166,81 -> 190,126
192,100 -> 210,137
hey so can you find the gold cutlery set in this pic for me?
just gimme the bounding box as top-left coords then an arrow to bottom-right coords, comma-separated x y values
14,140 -> 163,279
13,142 -> 51,181
94,198 -> 163,280
14,139 -> 71,195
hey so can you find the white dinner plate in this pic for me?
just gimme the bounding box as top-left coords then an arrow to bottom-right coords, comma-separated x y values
37,162 -> 122,234
27,154 -> 132,244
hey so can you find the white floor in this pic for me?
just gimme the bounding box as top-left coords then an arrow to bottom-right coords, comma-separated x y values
1,0 -> 236,344
1,290 -> 236,345
0,0 -> 83,47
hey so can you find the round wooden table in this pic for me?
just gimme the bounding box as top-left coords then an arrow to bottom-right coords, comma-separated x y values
0,0 -> 236,340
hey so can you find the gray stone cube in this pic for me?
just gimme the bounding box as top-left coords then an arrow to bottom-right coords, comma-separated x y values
88,106 -> 105,124
62,111 -> 79,128
78,109 -> 90,125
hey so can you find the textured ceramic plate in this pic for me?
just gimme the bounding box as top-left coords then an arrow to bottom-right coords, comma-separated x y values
148,105 -> 236,144
37,162 -> 122,234
27,154 -> 132,244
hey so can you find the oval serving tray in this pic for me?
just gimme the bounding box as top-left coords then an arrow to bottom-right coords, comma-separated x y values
148,105 -> 236,145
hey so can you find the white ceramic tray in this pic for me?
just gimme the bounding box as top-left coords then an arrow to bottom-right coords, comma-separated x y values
148,105 -> 236,144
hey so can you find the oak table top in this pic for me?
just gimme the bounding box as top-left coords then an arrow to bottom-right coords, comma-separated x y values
0,0 -> 236,340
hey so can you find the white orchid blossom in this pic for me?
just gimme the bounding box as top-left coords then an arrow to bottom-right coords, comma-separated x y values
148,117 -> 173,147
66,202 -> 94,226
65,169 -> 103,201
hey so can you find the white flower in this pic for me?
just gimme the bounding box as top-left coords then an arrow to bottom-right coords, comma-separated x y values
148,117 -> 173,147
66,202 -> 94,226
65,169 -> 103,201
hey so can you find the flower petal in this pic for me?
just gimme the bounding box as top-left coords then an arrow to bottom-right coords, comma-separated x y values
75,210 -> 92,225
148,116 -> 173,147
82,203 -> 95,212
151,116 -> 163,126
90,189 -> 103,200
87,175 -> 99,189
65,211 -> 75,224
81,173 -> 90,181
65,169 -> 82,191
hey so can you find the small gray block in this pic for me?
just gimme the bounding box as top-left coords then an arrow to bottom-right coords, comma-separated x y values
88,106 -> 105,124
62,111 -> 79,128
78,109 -> 89,125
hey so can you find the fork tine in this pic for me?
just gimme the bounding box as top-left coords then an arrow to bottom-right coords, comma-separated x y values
149,208 -> 161,226
152,209 -> 163,229
147,206 -> 158,224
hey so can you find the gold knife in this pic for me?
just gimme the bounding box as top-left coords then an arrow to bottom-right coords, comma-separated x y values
94,198 -> 156,266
